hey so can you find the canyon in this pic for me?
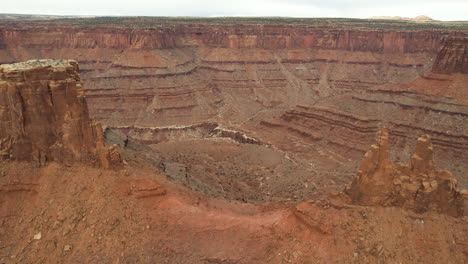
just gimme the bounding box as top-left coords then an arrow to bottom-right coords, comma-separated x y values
1,19 -> 467,189
0,17 -> 467,263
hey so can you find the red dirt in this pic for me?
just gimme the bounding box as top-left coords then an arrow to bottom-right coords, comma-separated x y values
1,161 -> 466,263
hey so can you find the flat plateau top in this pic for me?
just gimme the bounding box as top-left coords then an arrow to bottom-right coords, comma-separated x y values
0,16 -> 467,31
0,59 -> 76,72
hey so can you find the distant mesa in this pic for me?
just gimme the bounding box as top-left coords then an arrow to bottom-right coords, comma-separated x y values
369,15 -> 434,21
0,13 -> 96,20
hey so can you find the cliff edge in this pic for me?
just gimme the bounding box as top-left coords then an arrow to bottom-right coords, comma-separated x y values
0,59 -> 120,168
345,128 -> 466,217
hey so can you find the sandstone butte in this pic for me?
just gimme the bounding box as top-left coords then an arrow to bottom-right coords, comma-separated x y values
0,59 -> 121,168
345,128 -> 466,217
0,17 -> 467,263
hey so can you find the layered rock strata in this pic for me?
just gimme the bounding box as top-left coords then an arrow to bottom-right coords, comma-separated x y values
432,37 -> 467,74
346,128 -> 466,216
109,122 -> 259,145
0,59 -> 120,168
0,21 -> 466,186
248,88 -> 468,188
0,23 -> 466,126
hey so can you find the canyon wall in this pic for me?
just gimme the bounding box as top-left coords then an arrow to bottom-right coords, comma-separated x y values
0,21 -> 466,187
0,23 -> 465,127
0,59 -> 119,167
432,37 -> 467,74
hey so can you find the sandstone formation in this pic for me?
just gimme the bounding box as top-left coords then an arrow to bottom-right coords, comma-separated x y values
0,22 -> 466,128
0,21 -> 466,186
244,99 -> 468,188
0,59 -> 120,168
346,128 -> 465,216
432,37 -> 468,74
0,18 -> 465,188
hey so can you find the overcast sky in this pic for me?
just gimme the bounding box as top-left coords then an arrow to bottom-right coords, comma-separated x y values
2,0 -> 467,21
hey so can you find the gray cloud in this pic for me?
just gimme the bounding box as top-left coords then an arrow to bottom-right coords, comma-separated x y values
2,0 -> 467,21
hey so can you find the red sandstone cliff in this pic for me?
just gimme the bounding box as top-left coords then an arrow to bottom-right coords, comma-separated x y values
0,23 -> 466,127
0,23 -> 460,51
0,59 -> 120,168
432,37 -> 468,74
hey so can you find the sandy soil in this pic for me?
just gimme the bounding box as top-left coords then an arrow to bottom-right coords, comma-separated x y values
0,160 -> 466,263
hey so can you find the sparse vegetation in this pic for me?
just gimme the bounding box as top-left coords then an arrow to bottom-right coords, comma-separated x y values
0,15 -> 467,31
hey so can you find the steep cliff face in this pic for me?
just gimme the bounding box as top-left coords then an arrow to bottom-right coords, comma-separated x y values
0,24 -> 457,51
0,59 -> 120,167
0,23 -> 465,127
432,37 -> 467,74
346,129 -> 465,217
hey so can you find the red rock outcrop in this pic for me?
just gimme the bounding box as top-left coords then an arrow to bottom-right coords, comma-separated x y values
0,59 -> 120,168
346,128 -> 465,216
432,37 -> 468,74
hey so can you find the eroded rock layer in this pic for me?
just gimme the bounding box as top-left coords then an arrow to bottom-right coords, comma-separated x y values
346,129 -> 466,217
109,122 -> 260,145
0,20 -> 466,189
0,23 -> 466,127
432,37 -> 467,74
245,88 -> 468,188
0,59 -> 119,167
